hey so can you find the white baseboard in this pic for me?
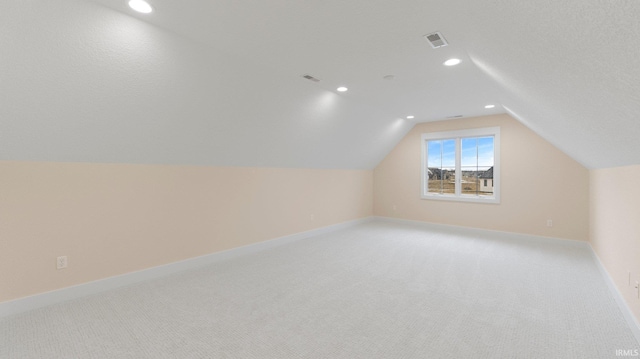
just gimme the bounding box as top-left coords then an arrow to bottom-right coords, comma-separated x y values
373,216 -> 590,247
0,216 -> 373,319
589,246 -> 640,345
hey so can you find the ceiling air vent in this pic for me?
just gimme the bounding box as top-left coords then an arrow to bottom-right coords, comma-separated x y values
302,74 -> 320,82
424,32 -> 448,49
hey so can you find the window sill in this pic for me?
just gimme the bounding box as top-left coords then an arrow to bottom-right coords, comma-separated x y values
421,193 -> 500,204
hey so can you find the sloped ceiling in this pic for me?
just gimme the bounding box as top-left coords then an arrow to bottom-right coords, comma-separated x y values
1,0 -> 639,169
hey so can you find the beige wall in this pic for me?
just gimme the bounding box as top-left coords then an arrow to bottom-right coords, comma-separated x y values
374,114 -> 589,241
590,165 -> 640,322
0,161 -> 373,303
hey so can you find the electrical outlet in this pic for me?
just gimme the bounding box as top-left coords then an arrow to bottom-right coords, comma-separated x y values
546,219 -> 553,227
393,205 -> 397,211
56,256 -> 68,270
310,214 -> 315,221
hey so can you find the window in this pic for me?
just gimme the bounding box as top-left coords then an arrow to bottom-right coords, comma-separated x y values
421,127 -> 500,203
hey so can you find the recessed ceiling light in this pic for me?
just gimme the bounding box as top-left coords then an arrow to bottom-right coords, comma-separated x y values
337,87 -> 348,92
444,58 -> 461,66
485,104 -> 496,109
129,0 -> 153,13
406,115 -> 415,119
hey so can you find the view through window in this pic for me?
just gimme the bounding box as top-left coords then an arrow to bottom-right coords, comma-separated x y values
422,127 -> 499,203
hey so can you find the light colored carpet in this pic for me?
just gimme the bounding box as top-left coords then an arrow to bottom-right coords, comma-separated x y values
1,220 -> 638,358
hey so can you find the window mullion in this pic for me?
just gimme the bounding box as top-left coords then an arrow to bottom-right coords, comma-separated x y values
455,137 -> 461,197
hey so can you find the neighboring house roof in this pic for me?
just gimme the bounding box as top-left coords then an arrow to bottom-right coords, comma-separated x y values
479,167 -> 494,179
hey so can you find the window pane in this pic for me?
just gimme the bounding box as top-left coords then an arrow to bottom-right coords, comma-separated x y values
461,166 -> 479,195
426,139 -> 455,194
461,138 -> 478,168
442,139 -> 455,168
461,138 -> 478,195
477,166 -> 493,196
441,139 -> 455,194
427,140 -> 442,168
477,137 -> 494,168
426,140 -> 441,194
461,136 -> 494,196
477,137 -> 494,196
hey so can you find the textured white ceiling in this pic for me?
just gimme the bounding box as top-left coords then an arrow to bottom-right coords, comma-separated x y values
1,0 -> 639,169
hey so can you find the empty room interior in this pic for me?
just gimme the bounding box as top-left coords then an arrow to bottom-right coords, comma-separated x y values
2,0 -> 640,358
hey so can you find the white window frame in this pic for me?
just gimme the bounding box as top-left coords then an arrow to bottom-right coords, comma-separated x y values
421,126 -> 500,204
